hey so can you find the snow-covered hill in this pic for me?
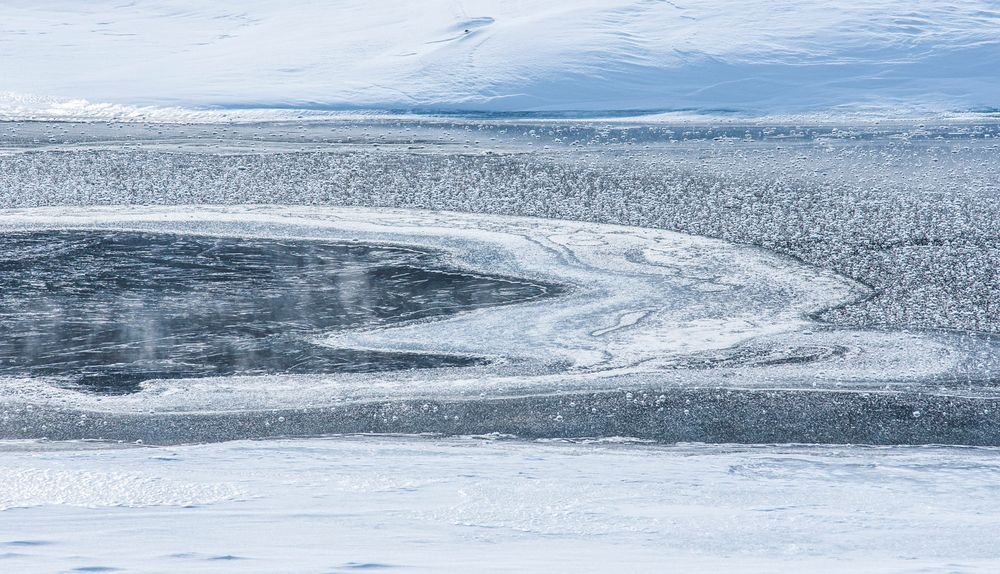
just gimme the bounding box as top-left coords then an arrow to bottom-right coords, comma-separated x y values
1,0 -> 999,117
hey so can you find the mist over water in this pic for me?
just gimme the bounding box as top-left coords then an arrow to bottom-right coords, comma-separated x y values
0,230 -> 554,393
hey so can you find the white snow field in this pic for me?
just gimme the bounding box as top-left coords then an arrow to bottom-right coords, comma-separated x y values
2,437 -> 1000,573
1,0 -> 999,119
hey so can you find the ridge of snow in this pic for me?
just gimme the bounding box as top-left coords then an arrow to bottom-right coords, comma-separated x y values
1,0 -> 998,118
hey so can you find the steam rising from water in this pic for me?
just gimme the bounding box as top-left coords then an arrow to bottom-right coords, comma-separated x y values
0,230 -> 554,393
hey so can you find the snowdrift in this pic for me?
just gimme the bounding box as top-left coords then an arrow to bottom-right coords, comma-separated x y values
2,0 -> 998,117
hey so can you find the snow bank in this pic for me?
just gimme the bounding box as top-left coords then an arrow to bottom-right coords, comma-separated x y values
1,0 -> 998,118
3,437 -> 1000,573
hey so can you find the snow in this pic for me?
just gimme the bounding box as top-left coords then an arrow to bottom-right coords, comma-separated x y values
2,4 -> 997,566
1,0 -> 998,119
2,436 -> 1000,573
0,467 -> 244,511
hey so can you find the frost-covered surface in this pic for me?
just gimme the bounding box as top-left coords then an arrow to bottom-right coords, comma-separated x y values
1,204 -> 999,445
0,204 -> 988,408
1,437 -> 1000,573
2,120 -> 998,333
0,204 -> 858,386
2,0 -> 999,117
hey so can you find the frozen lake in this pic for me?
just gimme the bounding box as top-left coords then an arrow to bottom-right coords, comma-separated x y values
1,118 -> 999,571
3,1 -> 999,570
1,120 -> 999,445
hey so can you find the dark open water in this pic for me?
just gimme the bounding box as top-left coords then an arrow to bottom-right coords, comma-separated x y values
0,230 -> 554,393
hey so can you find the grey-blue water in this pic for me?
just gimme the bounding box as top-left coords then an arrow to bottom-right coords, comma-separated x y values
2,120 -> 999,445
0,230 -> 555,393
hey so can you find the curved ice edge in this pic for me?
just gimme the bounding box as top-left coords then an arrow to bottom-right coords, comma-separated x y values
0,205 -> 995,418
